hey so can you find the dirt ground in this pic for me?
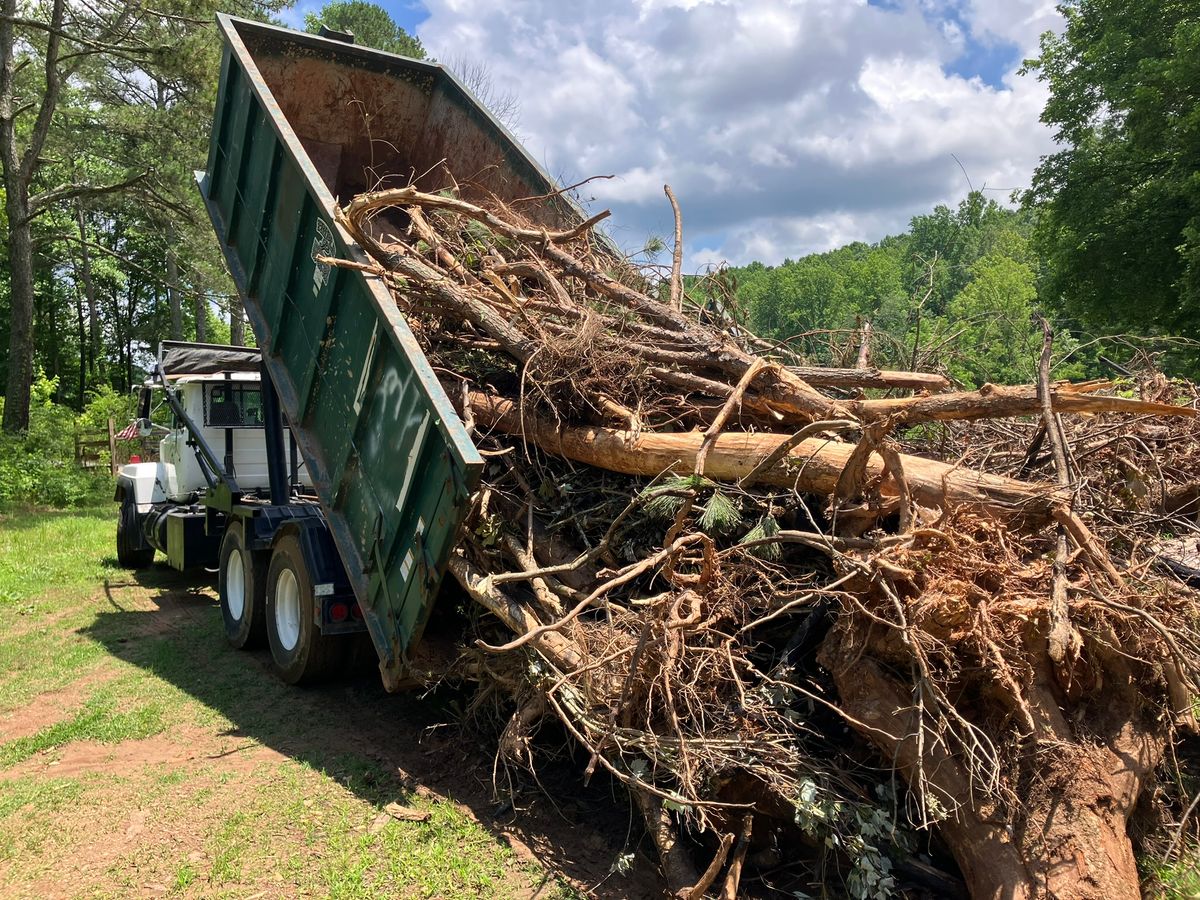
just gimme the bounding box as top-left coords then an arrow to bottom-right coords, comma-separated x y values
0,511 -> 661,899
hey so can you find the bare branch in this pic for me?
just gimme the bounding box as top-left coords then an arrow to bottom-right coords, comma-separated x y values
664,184 -> 684,313
27,171 -> 148,219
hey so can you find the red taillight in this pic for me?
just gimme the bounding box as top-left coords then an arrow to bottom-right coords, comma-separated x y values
351,603 -> 364,620
330,602 -> 350,623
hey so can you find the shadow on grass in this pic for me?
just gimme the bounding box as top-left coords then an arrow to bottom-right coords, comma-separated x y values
83,562 -> 657,899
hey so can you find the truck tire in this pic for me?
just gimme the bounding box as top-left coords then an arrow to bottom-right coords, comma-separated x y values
116,497 -> 154,569
219,522 -> 268,649
265,533 -> 341,684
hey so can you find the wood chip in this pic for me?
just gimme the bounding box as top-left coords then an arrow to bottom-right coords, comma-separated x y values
383,802 -> 430,822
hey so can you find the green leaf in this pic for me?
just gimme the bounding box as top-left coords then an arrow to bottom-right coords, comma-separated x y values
697,489 -> 742,534
739,514 -> 782,559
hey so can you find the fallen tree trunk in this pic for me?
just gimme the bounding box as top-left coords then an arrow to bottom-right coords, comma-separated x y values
465,392 -> 1068,519
789,365 -> 951,393
849,379 -> 1192,423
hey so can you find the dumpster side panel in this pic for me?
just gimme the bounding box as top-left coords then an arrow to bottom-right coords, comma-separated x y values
199,22 -> 484,684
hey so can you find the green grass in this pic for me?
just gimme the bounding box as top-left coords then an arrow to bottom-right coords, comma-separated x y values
0,775 -> 84,820
173,862 -> 198,892
0,775 -> 88,864
0,507 -> 572,898
1150,854 -> 1200,899
0,508 -> 120,711
0,691 -> 166,766
0,507 -> 120,607
186,754 -> 530,899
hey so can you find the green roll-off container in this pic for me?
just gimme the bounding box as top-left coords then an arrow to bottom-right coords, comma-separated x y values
197,15 -> 579,687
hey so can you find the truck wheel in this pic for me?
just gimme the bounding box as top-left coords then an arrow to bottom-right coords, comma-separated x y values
116,497 -> 154,569
265,534 -> 341,684
219,522 -> 268,649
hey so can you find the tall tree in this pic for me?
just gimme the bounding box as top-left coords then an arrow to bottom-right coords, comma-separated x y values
0,0 -> 148,431
1024,0 -> 1200,337
1,0 -> 289,425
304,1 -> 426,58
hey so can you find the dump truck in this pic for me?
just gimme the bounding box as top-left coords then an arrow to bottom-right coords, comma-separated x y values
115,14 -> 581,689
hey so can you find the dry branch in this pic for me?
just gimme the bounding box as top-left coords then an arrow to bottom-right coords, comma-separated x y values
789,365 -> 951,392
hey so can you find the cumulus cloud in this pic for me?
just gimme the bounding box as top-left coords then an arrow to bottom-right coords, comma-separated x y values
964,0 -> 1062,54
415,0 -> 1063,267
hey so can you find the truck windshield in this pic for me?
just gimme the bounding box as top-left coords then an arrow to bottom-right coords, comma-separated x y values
204,382 -> 265,428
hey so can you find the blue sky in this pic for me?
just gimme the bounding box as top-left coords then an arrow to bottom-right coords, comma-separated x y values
287,0 -> 1062,267
281,0 -> 426,34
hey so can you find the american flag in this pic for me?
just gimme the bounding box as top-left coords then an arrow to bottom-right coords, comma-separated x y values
116,420 -> 141,441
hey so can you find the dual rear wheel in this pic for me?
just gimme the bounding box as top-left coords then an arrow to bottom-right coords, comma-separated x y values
218,525 -> 343,684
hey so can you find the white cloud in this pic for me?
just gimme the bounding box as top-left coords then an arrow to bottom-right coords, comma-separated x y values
964,0 -> 1062,54
416,0 -> 1062,267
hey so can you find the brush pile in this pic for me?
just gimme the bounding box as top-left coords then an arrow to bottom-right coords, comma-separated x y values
328,181 -> 1200,899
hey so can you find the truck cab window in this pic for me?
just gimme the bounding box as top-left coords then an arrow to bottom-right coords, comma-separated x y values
204,383 -> 265,428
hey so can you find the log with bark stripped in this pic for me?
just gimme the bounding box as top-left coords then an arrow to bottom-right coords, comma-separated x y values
464,392 -> 1069,520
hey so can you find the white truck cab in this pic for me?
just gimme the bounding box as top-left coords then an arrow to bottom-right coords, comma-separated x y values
114,342 -> 314,571
120,371 -> 311,512
114,342 -> 363,685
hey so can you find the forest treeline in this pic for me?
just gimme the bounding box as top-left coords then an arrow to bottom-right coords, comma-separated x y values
727,195 -> 1067,389
1,0 -> 1198,435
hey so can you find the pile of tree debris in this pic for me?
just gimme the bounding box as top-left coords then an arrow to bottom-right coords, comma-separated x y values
326,181 -> 1200,899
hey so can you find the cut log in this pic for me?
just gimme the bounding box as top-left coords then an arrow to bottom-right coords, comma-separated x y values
465,393 -> 1068,519
849,380 -> 1192,424
789,366 -> 950,393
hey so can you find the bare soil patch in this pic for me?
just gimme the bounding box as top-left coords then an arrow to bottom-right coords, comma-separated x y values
0,668 -> 117,742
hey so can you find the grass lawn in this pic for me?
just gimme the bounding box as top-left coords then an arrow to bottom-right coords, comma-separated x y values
0,508 -> 590,899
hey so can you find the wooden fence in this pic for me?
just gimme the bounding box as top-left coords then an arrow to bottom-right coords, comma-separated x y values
75,418 -> 158,476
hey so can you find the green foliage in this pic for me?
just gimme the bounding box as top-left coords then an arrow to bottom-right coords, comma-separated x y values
731,193 -> 1099,386
1024,0 -> 1200,339
791,779 -> 912,900
738,514 -> 781,560
1147,850 -> 1200,899
77,385 -> 135,433
0,373 -> 116,510
638,475 -> 743,537
942,254 -> 1040,386
741,241 -> 906,363
304,1 -> 427,58
696,488 -> 742,534
1,0 -> 279,427
640,475 -> 706,521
